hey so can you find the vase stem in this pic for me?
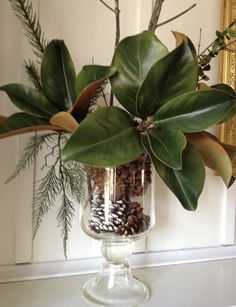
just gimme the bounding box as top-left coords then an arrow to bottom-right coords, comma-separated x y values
82,240 -> 149,306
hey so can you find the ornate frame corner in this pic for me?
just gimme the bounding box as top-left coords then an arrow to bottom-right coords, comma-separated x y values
219,0 -> 236,174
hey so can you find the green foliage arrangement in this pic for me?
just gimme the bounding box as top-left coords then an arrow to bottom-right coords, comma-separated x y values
1,0 -> 236,255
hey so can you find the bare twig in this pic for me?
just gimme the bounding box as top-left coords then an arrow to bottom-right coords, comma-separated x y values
114,0 -> 120,48
197,28 -> 202,56
98,0 -> 116,13
148,0 -> 165,32
98,0 -> 120,105
156,4 -> 196,28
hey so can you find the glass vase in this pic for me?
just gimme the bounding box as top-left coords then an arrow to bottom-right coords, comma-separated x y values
80,154 -> 155,306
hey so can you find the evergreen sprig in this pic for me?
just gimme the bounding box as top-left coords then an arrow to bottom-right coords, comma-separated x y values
6,133 -> 53,183
62,161 -> 86,202
9,0 -> 47,59
24,59 -> 42,91
30,133 -> 86,257
9,0 -> 48,89
57,194 -> 75,259
33,160 -> 61,238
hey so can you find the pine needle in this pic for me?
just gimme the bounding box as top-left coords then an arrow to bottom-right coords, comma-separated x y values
24,59 -> 42,91
6,133 -> 52,183
9,0 -> 48,59
62,161 -> 86,203
33,161 -> 61,237
57,194 -> 75,259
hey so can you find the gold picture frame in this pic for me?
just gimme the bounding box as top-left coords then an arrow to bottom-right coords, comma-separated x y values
219,0 -> 236,174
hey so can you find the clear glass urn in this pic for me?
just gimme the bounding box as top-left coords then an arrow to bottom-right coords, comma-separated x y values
80,154 -> 155,306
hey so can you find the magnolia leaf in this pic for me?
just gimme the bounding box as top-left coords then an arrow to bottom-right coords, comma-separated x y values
198,130 -> 236,162
0,112 -> 60,139
72,65 -> 116,122
186,132 -> 232,186
142,128 -> 186,169
41,40 -> 76,111
211,83 -> 236,96
50,112 -> 79,132
154,90 -> 236,132
111,31 -> 169,117
143,140 -> 205,211
0,84 -> 59,118
62,106 -> 143,167
137,32 -> 198,118
211,84 -> 236,123
221,142 -> 236,161
75,65 -> 116,96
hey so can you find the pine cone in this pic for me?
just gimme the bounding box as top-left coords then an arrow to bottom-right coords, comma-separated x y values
116,202 -> 150,235
86,154 -> 152,199
89,195 -> 127,233
89,197 -> 150,236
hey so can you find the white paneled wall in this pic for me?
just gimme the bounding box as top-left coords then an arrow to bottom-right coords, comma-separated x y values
0,0 -> 235,267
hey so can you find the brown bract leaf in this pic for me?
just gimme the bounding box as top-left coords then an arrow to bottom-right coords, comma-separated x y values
172,31 -> 186,47
0,124 -> 61,140
50,111 -> 79,133
186,132 -> 232,186
71,80 -> 103,122
0,115 -> 6,123
198,82 -> 213,90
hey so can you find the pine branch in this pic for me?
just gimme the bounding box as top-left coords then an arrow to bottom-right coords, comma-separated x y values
57,133 -> 76,258
33,160 -> 61,237
57,194 -> 75,259
6,133 -> 52,183
24,59 -> 42,91
9,0 -> 47,58
62,161 -> 86,203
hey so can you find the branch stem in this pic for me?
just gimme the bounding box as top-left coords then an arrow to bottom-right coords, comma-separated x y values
148,0 -> 164,32
156,4 -> 196,28
114,0 -> 120,48
98,0 -> 116,13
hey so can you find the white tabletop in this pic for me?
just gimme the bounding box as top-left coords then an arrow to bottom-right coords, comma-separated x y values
0,258 -> 236,307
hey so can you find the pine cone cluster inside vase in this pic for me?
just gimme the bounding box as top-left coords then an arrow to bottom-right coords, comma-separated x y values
87,155 -> 152,237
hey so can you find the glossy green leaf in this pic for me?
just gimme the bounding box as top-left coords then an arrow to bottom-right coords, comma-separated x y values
41,40 -> 76,111
0,84 -> 59,118
143,140 -> 205,210
72,65 -> 116,122
137,33 -> 198,118
154,90 -> 236,132
211,84 -> 236,123
211,83 -> 236,96
186,132 -> 232,186
111,31 -> 168,116
75,65 -> 116,96
61,106 -> 143,167
0,112 -> 58,139
142,128 -> 186,169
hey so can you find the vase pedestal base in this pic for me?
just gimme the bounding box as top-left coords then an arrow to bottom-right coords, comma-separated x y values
81,241 -> 149,306
82,266 -> 149,306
